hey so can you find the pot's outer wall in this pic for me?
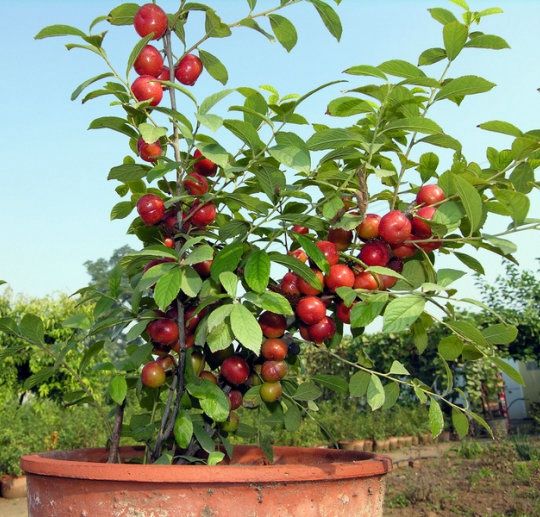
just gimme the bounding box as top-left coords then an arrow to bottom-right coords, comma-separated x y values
22,446 -> 391,517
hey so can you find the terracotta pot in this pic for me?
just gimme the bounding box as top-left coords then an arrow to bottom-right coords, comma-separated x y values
0,475 -> 27,499
22,446 -> 391,517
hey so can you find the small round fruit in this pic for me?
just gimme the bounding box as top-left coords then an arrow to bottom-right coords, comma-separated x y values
308,316 -> 336,343
353,271 -> 379,290
327,228 -> 353,251
379,210 -> 412,246
161,210 -> 178,235
137,194 -> 165,225
392,242 -> 417,259
292,225 -> 309,235
175,54 -> 203,86
359,241 -> 391,267
157,66 -> 171,82
163,238 -> 174,248
289,249 -> 308,263
141,361 -> 166,388
199,370 -> 218,384
193,259 -> 212,278
380,258 -> 403,288
183,172 -> 208,196
260,381 -> 283,403
157,354 -> 176,371
134,3 -> 168,39
193,149 -> 217,177
259,311 -> 287,338
324,264 -> 355,292
184,306 -> 202,333
138,138 -> 163,162
296,296 -> 326,325
357,214 -> 381,241
316,241 -> 339,266
261,338 -> 288,361
221,411 -> 240,433
131,75 -> 163,106
190,202 -> 217,227
411,206 -> 436,239
298,269 -> 324,296
280,272 -> 300,298
190,351 -> 205,375
336,302 -> 352,324
261,360 -> 288,382
299,324 -> 310,341
221,355 -> 250,385
416,184 -> 445,207
146,318 -> 179,346
134,44 -> 164,77
228,390 -> 243,410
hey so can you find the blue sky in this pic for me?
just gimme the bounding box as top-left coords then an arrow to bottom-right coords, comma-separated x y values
0,0 -> 538,300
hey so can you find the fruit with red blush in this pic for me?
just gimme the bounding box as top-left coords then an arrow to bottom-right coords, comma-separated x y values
258,311 -> 287,338
359,240 -> 391,267
221,356 -> 250,385
141,361 -> 166,388
260,381 -> 283,403
308,316 -> 336,343
261,338 -> 289,361
134,3 -> 168,40
131,75 -> 163,106
357,214 -> 381,241
175,54 -> 203,86
146,318 -> 179,346
190,202 -> 217,227
297,269 -> 324,296
292,225 -> 309,235
280,272 -> 300,298
137,194 -> 165,225
327,228 -> 353,251
193,149 -> 217,177
411,206 -> 436,239
261,360 -> 288,382
228,390 -> 243,410
416,184 -> 446,207
183,172 -> 209,196
289,249 -> 308,263
324,264 -> 355,292
353,271 -> 379,290
316,240 -> 339,266
379,210 -> 412,246
295,296 -> 326,325
134,45 -> 163,77
336,302 -> 353,324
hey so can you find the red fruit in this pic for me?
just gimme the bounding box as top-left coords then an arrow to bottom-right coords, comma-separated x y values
228,390 -> 243,410
353,272 -> 379,290
316,241 -> 339,266
137,138 -> 163,162
379,210 -> 412,246
411,206 -> 436,239
324,264 -> 355,292
296,296 -> 326,325
184,306 -> 202,332
289,249 -> 308,263
157,66 -> 171,83
190,202 -> 217,227
292,225 -> 309,235
184,332 -> 195,349
199,371 -> 218,384
134,3 -> 168,39
280,272 -> 300,298
183,172 -> 209,196
221,356 -> 250,385
308,316 -> 336,343
416,184 -> 445,207
261,360 -> 288,382
336,302 -> 352,324
164,238 -> 174,249
380,258 -> 403,289
175,54 -> 203,86
357,214 -> 381,241
392,243 -> 417,259
359,241 -> 391,267
298,269 -> 324,296
417,239 -> 442,252
260,381 -> 282,403
141,361 -> 166,388
134,45 -> 164,77
327,228 -> 353,251
299,324 -> 310,341
193,259 -> 212,278
261,338 -> 288,361
147,319 -> 179,347
193,149 -> 217,177
259,312 -> 287,338
157,354 -> 176,371
161,209 -> 178,235
131,75 -> 163,106
137,194 -> 165,225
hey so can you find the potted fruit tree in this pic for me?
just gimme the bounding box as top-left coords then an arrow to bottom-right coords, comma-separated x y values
1,0 -> 539,515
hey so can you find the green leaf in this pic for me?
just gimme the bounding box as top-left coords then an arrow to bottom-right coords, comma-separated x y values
268,14 -> 297,52
466,34 -> 509,50
389,360 -> 410,376
478,120 -> 522,137
109,375 -> 127,405
208,451 -> 225,466
180,267 -> 202,297
378,59 -> 426,79
108,163 -> 149,182
223,119 -> 264,152
482,324 -> 518,345
35,24 -> 86,39
199,89 -> 234,115
71,72 -> 113,101
350,294 -> 387,328
23,367 -> 57,390
451,408 -> 469,439
205,9 -> 232,38
326,96 -> 373,117
438,335 -> 463,361
382,382 -> 400,410
428,8 -> 458,25
89,117 -> 138,139
492,189 -> 530,224
307,128 -> 360,151
454,252 -> 485,275
110,201 -> 133,220
174,413 -> 194,449
219,272 -> 238,299
493,357 -> 524,385
443,22 -> 468,61
198,49 -> 228,85
283,402 -> 302,432
230,304 -> 263,354
138,122 -> 167,144
435,75 -> 496,102
452,175 -> 483,233
244,250 -> 271,294
418,47 -> 447,66
269,132 -> 311,173
312,374 -> 348,394
349,371 -> 370,397
437,268 -> 465,287
383,117 -> 443,135
269,252 -> 323,291
293,381 -> 322,401
429,398 -> 444,437
256,292 -> 293,316
309,0 -> 342,40
20,314 -> 45,343
187,381 -> 229,422
107,3 -> 139,25
383,296 -> 425,333
450,0 -> 469,9
126,34 -> 154,76
184,244 -> 214,265
154,267 -> 182,311
293,234 -> 329,274
207,321 -> 234,352
211,242 -> 244,281
367,374 -> 385,410
344,64 -> 387,80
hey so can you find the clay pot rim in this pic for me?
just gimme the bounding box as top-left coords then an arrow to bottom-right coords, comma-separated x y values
21,445 -> 392,484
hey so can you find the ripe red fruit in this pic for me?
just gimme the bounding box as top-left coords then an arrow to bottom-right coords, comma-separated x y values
316,241 -> 339,266
190,202 -> 217,227
308,316 -> 336,343
193,150 -> 217,177
298,269 -> 324,296
175,54 -> 203,86
280,272 -> 300,298
261,338 -> 289,361
221,356 -> 250,385
327,228 -> 353,251
380,258 -> 403,289
292,225 -> 309,235
357,214 -> 381,241
193,259 -> 212,278
141,361 -> 166,388
183,172 -> 208,196
289,249 -> 308,263
134,45 -> 163,77
134,4 -> 168,39
199,371 -> 218,384
161,209 -> 178,235
163,238 -> 174,248
416,184 -> 445,207
137,138 -> 163,162
184,306 -> 202,333
261,360 -> 288,382
379,210 -> 412,246
260,381 -> 282,403
259,312 -> 287,338
392,243 -> 417,259
296,296 -> 326,325
359,240 -> 391,267
336,302 -> 352,324
147,319 -> 179,347
228,390 -> 243,410
137,194 -> 165,225
131,75 -> 163,106
157,66 -> 171,82
299,324 -> 310,341
157,354 -> 176,371
324,264 -> 355,292
411,206 -> 436,239
353,271 -> 379,290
